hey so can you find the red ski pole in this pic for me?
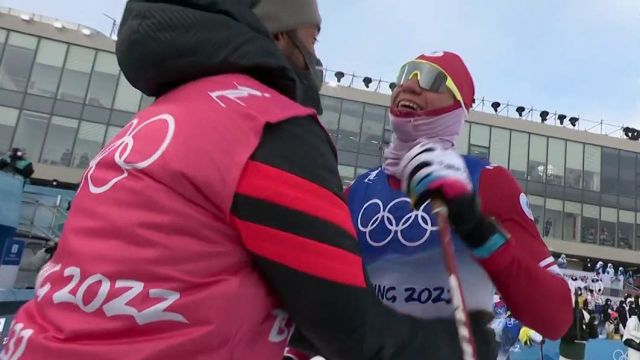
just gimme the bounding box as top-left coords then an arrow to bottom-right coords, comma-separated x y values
433,199 -> 478,360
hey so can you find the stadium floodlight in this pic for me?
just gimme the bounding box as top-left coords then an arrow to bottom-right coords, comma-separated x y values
389,82 -> 397,91
53,21 -> 64,29
569,116 -> 579,127
334,71 -> 345,83
20,14 -> 32,21
363,76 -> 373,88
557,114 -> 567,125
516,106 -> 526,118
490,101 -> 501,113
81,28 -> 92,36
540,110 -> 550,123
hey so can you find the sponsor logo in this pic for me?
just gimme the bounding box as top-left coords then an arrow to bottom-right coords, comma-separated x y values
209,83 -> 271,108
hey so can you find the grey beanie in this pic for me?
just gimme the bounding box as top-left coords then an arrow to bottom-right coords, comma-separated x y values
253,0 -> 321,34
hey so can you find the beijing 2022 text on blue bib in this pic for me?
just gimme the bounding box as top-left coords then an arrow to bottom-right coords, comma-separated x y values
347,156 -> 495,319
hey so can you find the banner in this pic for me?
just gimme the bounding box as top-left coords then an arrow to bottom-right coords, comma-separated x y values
509,339 -> 629,360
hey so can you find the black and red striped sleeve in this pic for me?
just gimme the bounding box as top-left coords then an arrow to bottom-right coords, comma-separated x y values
230,116 -> 483,360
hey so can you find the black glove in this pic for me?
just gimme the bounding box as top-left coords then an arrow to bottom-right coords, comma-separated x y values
445,194 -> 503,251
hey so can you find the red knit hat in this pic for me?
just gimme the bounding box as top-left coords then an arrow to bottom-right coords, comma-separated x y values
415,51 -> 475,109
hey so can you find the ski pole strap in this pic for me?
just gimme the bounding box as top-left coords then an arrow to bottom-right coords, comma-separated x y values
471,231 -> 507,258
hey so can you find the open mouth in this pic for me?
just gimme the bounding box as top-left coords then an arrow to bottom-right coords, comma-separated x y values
396,100 -> 423,112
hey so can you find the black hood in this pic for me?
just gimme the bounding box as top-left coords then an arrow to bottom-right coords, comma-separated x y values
116,0 -> 315,105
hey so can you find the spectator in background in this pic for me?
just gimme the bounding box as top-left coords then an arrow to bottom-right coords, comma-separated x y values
605,263 -> 615,278
0,148 -> 34,180
560,289 -> 590,360
544,218 -> 552,237
617,299 -> 630,329
582,258 -> 593,272
585,289 -> 596,313
594,261 -> 605,275
623,307 -> 640,360
606,312 -> 624,340
77,152 -> 90,169
557,254 -> 568,269
60,148 -> 72,166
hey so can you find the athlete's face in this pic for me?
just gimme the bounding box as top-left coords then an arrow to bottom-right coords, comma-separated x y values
391,77 -> 456,113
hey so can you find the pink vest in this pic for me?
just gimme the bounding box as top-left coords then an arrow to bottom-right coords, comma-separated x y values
6,74 -> 317,360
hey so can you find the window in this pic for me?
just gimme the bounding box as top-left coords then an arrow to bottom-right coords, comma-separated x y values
41,116 -> 78,166
470,124 -> 490,147
547,139 -> 565,185
11,111 -> 50,162
319,96 -> 340,141
338,165 -> 355,185
0,32 -> 38,91
0,29 -> 7,59
359,104 -> 385,155
336,100 -> 363,152
618,210 -> 634,250
113,73 -> 141,112
582,205 -> 599,244
0,106 -> 19,154
383,129 -> 392,147
338,150 -> 357,167
140,95 -> 154,110
86,52 -> 119,108
458,122 -> 470,155
565,141 -> 583,189
601,148 -> 619,195
72,122 -> 106,169
105,126 -> 123,144
27,39 -> 67,97
544,198 -> 562,239
599,207 -> 617,247
469,145 -> 489,160
619,151 -> 635,198
563,201 -> 581,241
528,135 -> 547,183
509,131 -> 528,180
489,127 -> 509,167
357,154 -> 381,169
584,145 -> 601,192
57,46 -> 95,103
528,195 -> 545,235
636,213 -> 640,250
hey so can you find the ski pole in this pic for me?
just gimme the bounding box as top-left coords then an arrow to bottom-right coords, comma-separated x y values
433,199 -> 478,360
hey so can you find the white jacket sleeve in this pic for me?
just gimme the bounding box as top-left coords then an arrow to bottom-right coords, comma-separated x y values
623,316 -> 640,343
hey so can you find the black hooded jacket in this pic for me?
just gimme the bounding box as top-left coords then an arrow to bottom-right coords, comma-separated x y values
115,2 -> 495,359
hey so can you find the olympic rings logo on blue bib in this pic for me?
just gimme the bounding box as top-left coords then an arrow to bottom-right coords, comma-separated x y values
357,197 -> 438,247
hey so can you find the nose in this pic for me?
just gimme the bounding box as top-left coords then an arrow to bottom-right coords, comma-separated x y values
399,77 -> 422,94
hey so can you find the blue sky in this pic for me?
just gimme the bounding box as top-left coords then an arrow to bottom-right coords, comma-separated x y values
5,0 -> 640,127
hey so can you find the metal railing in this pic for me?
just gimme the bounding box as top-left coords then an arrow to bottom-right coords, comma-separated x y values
471,98 -> 627,139
17,192 -> 68,242
0,6 -> 103,36
321,67 -> 633,139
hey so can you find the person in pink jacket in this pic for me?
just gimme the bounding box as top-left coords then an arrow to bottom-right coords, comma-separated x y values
4,1 -> 497,359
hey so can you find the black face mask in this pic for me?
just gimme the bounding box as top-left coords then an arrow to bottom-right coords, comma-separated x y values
286,30 -> 323,114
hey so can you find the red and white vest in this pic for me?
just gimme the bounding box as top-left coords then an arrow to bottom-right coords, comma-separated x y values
7,74 -> 316,360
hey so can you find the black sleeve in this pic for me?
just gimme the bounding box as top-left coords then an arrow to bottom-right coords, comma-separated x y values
231,116 -> 495,360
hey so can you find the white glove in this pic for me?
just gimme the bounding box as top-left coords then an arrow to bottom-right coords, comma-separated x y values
399,141 -> 472,206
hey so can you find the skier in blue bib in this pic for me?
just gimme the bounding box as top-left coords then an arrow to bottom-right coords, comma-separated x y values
345,51 -> 572,343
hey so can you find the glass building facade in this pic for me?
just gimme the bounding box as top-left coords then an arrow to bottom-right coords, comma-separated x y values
2,18 -> 639,255
0,28 -> 151,168
319,95 -> 640,252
